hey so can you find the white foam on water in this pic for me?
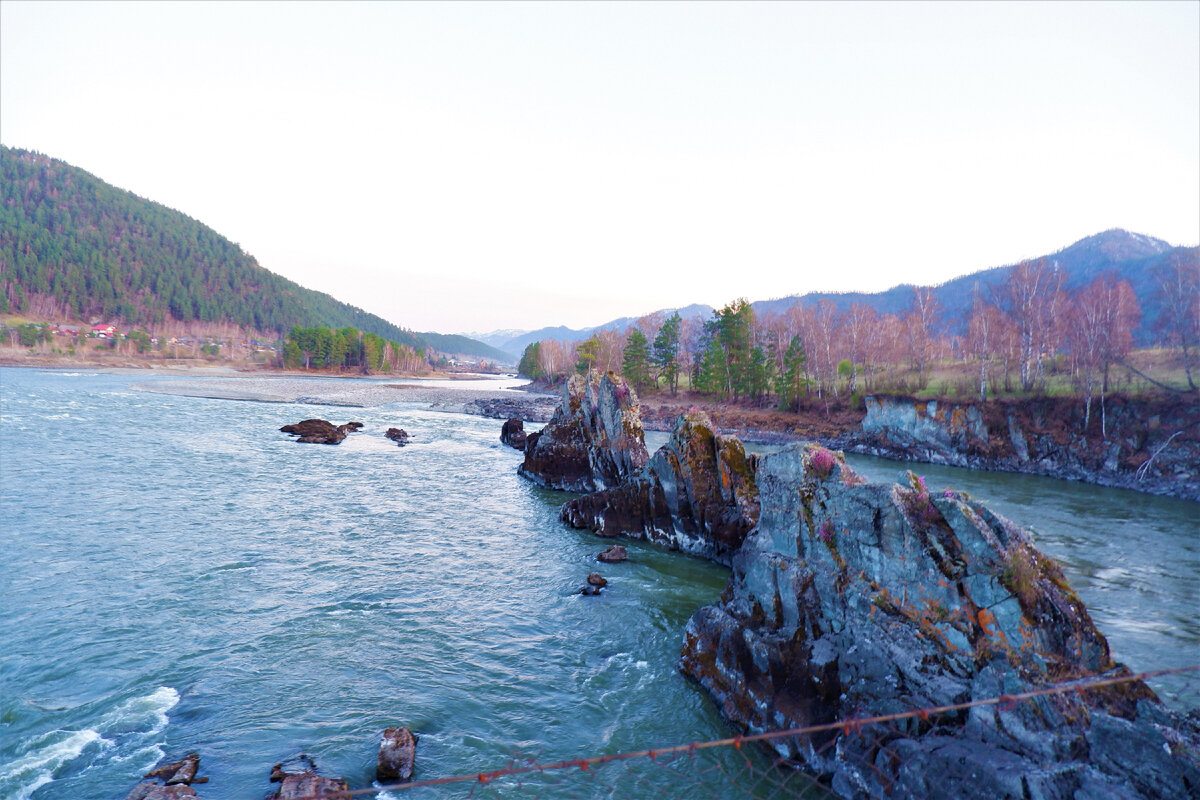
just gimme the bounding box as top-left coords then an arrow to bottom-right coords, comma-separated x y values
1,687 -> 180,798
99,686 -> 180,737
0,728 -> 103,800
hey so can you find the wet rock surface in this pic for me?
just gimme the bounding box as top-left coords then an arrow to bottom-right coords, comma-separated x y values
385,427 -> 411,446
268,756 -> 349,799
125,753 -> 206,799
518,371 -> 648,492
500,417 -> 527,449
279,419 -> 363,445
562,411 -> 759,566
377,725 -> 418,783
581,572 -> 608,595
679,443 -> 1200,800
597,544 -> 628,563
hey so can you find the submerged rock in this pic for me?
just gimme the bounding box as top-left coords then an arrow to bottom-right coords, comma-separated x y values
279,419 -> 362,445
679,443 -> 1200,799
562,411 -> 759,565
597,544 -> 628,563
126,753 -> 206,799
385,427 -> 411,446
268,757 -> 349,799
500,417 -> 527,450
377,725 -> 418,783
518,371 -> 648,492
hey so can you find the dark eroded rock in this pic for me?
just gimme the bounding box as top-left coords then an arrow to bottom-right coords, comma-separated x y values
500,417 -> 527,450
562,411 -> 759,565
587,572 -> 607,587
279,419 -> 362,445
679,443 -> 1200,799
385,427 -> 411,446
377,725 -> 418,783
268,758 -> 349,800
518,371 -> 648,492
127,753 -> 205,799
125,783 -> 198,800
597,544 -> 628,563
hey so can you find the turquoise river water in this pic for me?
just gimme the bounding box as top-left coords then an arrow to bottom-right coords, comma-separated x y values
1,368 -> 1196,799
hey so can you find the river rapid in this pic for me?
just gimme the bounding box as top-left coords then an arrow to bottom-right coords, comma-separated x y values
2,368 -> 1196,799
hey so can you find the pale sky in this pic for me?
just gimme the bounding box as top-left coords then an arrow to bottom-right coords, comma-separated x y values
2,1 -> 1197,335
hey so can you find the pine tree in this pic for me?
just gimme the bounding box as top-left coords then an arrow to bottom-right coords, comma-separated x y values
622,329 -> 653,392
775,335 -> 809,411
653,312 -> 682,394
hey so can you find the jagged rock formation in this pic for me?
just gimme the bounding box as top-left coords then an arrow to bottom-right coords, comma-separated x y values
279,419 -> 363,445
680,443 -> 1200,799
125,754 -> 206,799
850,395 -> 1200,501
561,411 -> 760,566
377,726 -> 417,783
500,417 -> 527,449
518,371 -> 648,492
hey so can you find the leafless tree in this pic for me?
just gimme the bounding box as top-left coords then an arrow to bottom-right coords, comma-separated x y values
1152,249 -> 1200,391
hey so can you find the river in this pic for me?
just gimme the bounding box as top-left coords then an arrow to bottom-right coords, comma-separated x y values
2,368 -> 1196,799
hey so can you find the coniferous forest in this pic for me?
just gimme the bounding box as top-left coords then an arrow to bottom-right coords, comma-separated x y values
0,146 -> 509,363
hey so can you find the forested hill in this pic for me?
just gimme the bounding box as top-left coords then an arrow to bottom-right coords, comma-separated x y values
0,146 -> 507,361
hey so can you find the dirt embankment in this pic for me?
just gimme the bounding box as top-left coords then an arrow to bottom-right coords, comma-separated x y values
638,394 -> 864,443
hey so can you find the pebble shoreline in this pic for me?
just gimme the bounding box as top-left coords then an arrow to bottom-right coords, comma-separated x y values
133,377 -> 556,410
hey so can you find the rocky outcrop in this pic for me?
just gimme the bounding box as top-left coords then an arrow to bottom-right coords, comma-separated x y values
125,754 -> 206,799
385,427 -> 411,446
377,726 -> 417,783
561,412 -> 759,566
518,371 -> 648,492
500,418 -> 527,450
680,443 -> 1200,799
279,419 -> 363,445
849,395 -> 1200,500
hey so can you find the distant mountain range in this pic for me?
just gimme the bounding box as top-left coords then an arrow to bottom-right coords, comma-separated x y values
469,229 -> 1196,356
0,146 -> 509,362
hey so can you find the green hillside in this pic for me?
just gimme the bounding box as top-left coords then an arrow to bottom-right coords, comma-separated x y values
0,146 -> 505,360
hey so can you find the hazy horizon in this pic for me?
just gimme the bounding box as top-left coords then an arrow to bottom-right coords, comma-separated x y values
3,1 -> 1197,335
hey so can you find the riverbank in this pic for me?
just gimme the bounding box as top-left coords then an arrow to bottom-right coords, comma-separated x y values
132,375 -> 558,415
634,390 -> 1200,502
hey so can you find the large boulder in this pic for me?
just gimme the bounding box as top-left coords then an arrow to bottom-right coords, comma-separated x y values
518,371 -> 648,492
377,725 -> 418,783
279,419 -> 362,445
561,411 -> 759,566
679,442 -> 1200,799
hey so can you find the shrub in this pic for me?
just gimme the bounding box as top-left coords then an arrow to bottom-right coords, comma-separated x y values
808,446 -> 836,480
901,471 -> 944,530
